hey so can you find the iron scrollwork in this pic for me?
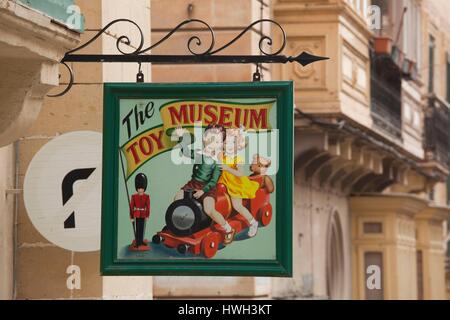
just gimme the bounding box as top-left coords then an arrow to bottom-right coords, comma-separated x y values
136,19 -> 215,56
48,19 -> 328,97
47,61 -> 74,98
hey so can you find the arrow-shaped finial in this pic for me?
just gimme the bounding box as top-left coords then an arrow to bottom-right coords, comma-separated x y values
295,51 -> 329,66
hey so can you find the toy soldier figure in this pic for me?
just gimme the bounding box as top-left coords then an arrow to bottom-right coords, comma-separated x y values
129,173 -> 150,251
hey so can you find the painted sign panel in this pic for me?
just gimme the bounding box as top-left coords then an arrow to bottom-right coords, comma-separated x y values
101,82 -> 293,276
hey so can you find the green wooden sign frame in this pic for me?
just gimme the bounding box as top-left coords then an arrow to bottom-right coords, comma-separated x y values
101,82 -> 293,276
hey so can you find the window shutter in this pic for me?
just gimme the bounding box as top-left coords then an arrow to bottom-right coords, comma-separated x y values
429,35 -> 435,93
446,52 -> 450,103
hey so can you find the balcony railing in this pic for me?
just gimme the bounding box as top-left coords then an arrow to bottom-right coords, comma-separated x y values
424,94 -> 450,168
370,55 -> 402,140
446,245 -> 450,273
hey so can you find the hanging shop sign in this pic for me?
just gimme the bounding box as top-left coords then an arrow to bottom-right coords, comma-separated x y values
101,82 -> 293,276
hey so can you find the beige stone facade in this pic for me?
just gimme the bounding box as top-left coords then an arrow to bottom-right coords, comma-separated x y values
271,0 -> 450,300
0,0 -> 81,299
1,0 -> 450,300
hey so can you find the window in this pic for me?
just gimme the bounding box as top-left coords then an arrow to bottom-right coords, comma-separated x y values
363,222 -> 383,234
429,187 -> 435,201
345,0 -> 369,18
416,250 -> 424,300
429,35 -> 435,93
403,0 -> 422,69
371,0 -> 389,35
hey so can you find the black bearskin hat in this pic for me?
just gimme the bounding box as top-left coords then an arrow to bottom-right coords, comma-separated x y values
135,173 -> 148,191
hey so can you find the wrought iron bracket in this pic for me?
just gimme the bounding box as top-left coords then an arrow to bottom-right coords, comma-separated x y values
49,19 -> 329,97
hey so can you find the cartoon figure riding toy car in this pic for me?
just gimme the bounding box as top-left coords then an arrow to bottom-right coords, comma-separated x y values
152,176 -> 273,258
151,124 -> 275,259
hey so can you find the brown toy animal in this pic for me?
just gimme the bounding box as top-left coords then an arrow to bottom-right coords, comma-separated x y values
249,154 -> 274,193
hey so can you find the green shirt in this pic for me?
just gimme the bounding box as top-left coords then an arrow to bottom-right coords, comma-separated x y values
179,134 -> 222,193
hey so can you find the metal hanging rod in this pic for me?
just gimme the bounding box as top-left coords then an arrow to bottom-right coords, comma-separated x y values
62,52 -> 327,65
49,18 -> 329,97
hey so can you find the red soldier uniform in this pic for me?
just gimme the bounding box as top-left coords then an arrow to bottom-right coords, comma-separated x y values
129,194 -> 150,219
128,173 -> 150,251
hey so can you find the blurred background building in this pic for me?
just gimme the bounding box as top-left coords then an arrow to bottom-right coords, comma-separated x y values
0,0 -> 449,299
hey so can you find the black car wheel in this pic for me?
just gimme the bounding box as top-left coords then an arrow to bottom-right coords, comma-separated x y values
177,244 -> 189,254
152,234 -> 162,244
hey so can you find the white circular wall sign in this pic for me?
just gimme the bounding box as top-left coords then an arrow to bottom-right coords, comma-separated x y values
24,131 -> 102,252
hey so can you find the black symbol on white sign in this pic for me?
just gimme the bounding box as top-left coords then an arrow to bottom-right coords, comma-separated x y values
61,168 -> 96,229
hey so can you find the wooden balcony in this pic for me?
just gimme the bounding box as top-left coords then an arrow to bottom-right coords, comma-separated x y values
370,52 -> 402,140
424,94 -> 450,170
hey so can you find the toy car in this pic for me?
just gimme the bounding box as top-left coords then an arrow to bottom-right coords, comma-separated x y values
152,176 -> 273,258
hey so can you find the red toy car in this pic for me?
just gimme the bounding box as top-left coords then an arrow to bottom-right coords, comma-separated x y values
152,176 -> 273,258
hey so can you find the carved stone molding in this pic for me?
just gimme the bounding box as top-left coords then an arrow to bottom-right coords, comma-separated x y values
0,1 -> 80,146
